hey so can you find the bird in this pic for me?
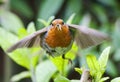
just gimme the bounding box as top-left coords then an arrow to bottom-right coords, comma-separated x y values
7,19 -> 109,61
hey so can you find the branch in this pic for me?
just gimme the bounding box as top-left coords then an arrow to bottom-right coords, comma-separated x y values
80,69 -> 91,82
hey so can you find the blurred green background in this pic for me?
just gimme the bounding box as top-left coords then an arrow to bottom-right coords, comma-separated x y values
0,0 -> 120,82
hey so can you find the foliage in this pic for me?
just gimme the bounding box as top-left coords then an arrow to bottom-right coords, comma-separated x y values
75,46 -> 120,82
86,47 -> 110,82
11,71 -> 30,82
1,0 -> 120,82
111,77 -> 120,82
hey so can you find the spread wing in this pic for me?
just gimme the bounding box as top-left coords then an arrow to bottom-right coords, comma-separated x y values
68,24 -> 110,49
7,26 -> 49,52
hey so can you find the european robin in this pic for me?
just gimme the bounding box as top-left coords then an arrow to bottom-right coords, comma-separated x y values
7,19 -> 109,61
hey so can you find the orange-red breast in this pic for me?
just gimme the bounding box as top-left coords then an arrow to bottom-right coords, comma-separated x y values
7,19 -> 109,60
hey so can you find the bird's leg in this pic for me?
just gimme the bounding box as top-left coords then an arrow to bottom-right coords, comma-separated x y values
62,54 -> 72,64
46,50 -> 56,57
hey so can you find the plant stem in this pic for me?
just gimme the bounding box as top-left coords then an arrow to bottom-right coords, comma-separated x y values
30,65 -> 36,82
29,55 -> 36,82
80,69 -> 91,82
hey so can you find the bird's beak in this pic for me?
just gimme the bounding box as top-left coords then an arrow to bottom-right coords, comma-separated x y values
56,24 -> 62,31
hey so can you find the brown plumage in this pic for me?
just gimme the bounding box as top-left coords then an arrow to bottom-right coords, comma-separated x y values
45,20 -> 72,48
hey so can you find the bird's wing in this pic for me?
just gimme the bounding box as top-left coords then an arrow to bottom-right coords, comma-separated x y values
7,26 -> 49,52
68,24 -> 109,49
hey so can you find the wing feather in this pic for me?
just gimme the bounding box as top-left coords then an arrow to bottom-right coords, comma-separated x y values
68,24 -> 110,49
7,26 -> 48,52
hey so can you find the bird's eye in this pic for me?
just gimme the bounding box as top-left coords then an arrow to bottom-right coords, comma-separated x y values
51,23 -> 54,26
61,21 -> 64,25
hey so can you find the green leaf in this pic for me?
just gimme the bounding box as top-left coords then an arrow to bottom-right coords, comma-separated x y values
113,49 -> 120,62
9,49 -> 30,69
54,74 -> 80,82
0,28 -> 18,50
111,77 -> 120,82
11,71 -> 30,82
80,13 -> 91,26
64,0 -> 82,22
66,13 -> 76,24
112,19 -> 120,49
37,0 -> 64,29
36,60 -> 57,82
38,0 -> 64,20
98,0 -> 116,7
106,60 -> 118,77
47,16 -> 55,26
38,16 -> 55,26
98,46 -> 111,69
8,48 -> 40,69
50,56 -> 68,76
30,48 -> 40,67
38,19 -> 48,26
0,11 -> 24,34
66,43 -> 78,60
17,27 -> 28,38
74,68 -> 82,74
11,0 -> 33,18
92,4 -> 108,24
100,77 -> 109,82
0,24 -> 39,69
0,0 -> 4,4
86,55 -> 100,76
54,75 -> 70,82
27,22 -> 36,34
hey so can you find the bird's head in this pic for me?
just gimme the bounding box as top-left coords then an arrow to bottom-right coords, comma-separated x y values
51,19 -> 64,31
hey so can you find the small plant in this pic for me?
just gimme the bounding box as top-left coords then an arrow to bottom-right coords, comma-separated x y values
75,47 -> 120,82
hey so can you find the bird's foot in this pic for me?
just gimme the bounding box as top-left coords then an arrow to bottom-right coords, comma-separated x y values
62,54 -> 72,64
